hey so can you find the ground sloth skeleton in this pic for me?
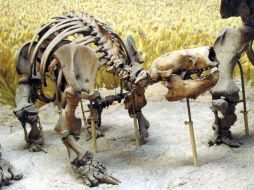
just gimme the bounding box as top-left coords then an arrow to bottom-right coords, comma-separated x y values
14,12 -> 219,186
209,0 -> 254,148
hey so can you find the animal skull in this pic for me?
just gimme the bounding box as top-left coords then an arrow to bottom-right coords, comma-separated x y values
148,46 -> 220,101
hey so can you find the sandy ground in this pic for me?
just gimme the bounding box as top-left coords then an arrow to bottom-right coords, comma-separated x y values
0,83 -> 254,190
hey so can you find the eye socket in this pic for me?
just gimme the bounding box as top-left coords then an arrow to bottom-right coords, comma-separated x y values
208,47 -> 217,62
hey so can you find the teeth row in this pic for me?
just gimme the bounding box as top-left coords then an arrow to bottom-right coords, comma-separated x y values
178,65 -> 217,76
189,66 -> 214,74
210,67 -> 218,73
189,66 -> 218,80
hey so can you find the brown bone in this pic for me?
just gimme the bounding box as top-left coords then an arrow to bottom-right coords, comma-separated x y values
149,46 -> 220,101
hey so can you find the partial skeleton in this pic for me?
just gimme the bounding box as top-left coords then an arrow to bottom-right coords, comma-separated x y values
209,0 -> 254,147
0,144 -> 23,186
14,12 -> 219,186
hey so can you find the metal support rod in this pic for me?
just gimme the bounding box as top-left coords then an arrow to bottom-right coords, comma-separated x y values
56,104 -> 62,115
237,61 -> 249,136
38,119 -> 44,145
89,102 -> 97,153
131,90 -> 140,148
185,98 -> 198,166
133,113 -> 140,148
38,119 -> 47,153
22,122 -> 29,143
54,72 -> 62,116
114,75 -> 117,95
120,79 -> 123,95
80,100 -> 89,136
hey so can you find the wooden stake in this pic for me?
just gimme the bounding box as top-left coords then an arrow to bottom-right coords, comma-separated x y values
241,110 -> 249,136
185,98 -> 198,166
90,102 -> 97,153
131,90 -> 140,147
238,61 -> 249,136
80,100 -> 89,136
133,114 -> 140,148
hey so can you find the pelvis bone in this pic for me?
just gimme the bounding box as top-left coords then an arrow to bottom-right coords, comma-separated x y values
54,44 -> 99,94
148,46 -> 220,101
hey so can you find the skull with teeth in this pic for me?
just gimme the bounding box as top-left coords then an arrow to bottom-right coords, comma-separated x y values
148,46 -> 220,101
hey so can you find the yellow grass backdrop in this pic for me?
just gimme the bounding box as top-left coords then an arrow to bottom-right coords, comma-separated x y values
0,0 -> 251,106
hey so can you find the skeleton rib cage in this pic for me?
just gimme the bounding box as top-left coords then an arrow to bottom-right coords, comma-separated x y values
21,12 -> 140,104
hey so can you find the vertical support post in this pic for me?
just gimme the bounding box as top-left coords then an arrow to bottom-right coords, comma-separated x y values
38,118 -> 47,153
120,79 -> 123,95
56,103 -> 62,115
54,71 -> 62,117
89,101 -> 97,153
38,119 -> 44,145
131,90 -> 140,148
80,100 -> 89,136
133,114 -> 140,148
237,61 -> 249,136
184,98 -> 198,166
22,122 -> 29,143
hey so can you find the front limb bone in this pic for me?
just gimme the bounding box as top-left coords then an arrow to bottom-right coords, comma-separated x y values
14,78 -> 44,152
209,99 -> 243,147
65,135 -> 120,187
55,87 -> 119,186
124,84 -> 150,144
85,92 -> 104,141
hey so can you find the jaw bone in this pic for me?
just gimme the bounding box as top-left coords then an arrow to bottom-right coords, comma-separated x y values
165,70 -> 219,101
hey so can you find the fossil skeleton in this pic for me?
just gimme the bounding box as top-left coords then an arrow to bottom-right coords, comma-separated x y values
14,12 -> 219,186
0,144 -> 23,186
209,0 -> 254,148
